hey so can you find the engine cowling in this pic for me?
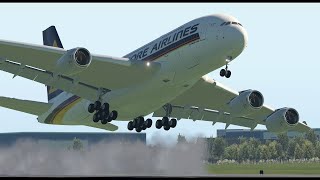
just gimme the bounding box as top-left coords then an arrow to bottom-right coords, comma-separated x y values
265,108 -> 299,133
55,47 -> 92,76
228,89 -> 264,116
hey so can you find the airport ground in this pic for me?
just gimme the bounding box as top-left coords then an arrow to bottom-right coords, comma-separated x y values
206,162 -> 320,175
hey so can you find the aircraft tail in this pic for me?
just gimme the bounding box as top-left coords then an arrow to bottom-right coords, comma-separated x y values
42,26 -> 64,102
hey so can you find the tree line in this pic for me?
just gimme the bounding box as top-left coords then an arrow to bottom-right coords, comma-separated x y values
177,130 -> 320,163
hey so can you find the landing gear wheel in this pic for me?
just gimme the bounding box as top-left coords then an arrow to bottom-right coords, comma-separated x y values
101,103 -> 109,111
101,118 -> 108,124
93,113 -> 99,122
127,121 -> 134,131
145,118 -> 152,128
142,124 -> 147,130
88,104 -> 95,113
156,119 -> 162,129
136,127 -> 142,133
225,70 -> 231,78
164,126 -> 170,131
94,101 -> 101,110
162,117 -> 169,126
110,110 -> 118,120
169,119 -> 177,128
220,69 -> 226,77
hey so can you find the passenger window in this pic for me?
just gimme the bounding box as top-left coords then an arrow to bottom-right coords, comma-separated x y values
226,22 -> 231,25
220,22 -> 226,26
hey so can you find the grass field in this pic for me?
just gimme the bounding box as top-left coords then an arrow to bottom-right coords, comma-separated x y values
206,162 -> 320,174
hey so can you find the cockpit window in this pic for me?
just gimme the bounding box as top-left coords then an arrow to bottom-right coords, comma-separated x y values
220,21 -> 243,27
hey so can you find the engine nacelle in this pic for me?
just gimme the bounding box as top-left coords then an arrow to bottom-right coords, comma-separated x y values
228,89 -> 264,116
265,108 -> 299,133
55,47 -> 92,76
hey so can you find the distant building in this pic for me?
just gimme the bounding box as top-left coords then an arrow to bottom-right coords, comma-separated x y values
217,128 -> 320,144
0,132 -> 146,149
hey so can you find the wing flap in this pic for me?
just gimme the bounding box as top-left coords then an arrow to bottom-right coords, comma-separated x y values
0,96 -> 52,116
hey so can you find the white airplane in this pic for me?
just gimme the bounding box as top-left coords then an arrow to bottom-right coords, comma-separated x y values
0,14 -> 311,134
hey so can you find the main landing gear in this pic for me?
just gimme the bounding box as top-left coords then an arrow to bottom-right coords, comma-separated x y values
127,116 -> 152,132
88,101 -> 118,124
220,60 -> 231,78
155,117 -> 177,131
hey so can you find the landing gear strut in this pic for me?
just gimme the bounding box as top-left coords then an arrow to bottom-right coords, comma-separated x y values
220,59 -> 232,78
87,101 -> 118,124
127,116 -> 152,133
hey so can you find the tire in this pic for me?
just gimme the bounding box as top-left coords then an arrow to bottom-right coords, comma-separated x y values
225,70 -> 231,78
94,101 -> 101,110
162,117 -> 169,126
107,116 -> 112,122
136,127 -> 142,133
93,113 -> 99,122
156,119 -> 162,129
146,118 -> 152,128
133,118 -> 138,128
101,118 -> 108,124
220,69 -> 226,77
88,104 -> 95,113
169,119 -> 177,128
127,121 -> 134,131
110,110 -> 118,120
101,111 -> 107,119
101,103 -> 109,111
142,124 -> 147,130
164,126 -> 170,131
138,116 -> 144,125
96,112 -> 102,120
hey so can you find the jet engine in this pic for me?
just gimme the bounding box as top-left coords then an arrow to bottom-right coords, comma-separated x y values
265,108 -> 299,133
55,47 -> 92,76
228,89 -> 264,116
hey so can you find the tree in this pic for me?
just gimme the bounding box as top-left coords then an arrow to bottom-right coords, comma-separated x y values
71,137 -> 83,151
294,144 -> 304,160
268,141 -> 279,160
259,144 -> 271,161
238,141 -> 250,162
212,137 -> 227,159
287,139 -> 296,159
177,133 -> 187,144
315,142 -> 320,158
223,144 -> 239,161
302,140 -> 315,160
277,133 -> 289,152
247,138 -> 260,162
306,130 -> 317,146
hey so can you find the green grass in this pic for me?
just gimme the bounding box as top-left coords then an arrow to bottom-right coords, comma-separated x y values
206,162 -> 320,174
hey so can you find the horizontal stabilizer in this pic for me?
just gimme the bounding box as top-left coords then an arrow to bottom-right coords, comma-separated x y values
0,96 -> 52,116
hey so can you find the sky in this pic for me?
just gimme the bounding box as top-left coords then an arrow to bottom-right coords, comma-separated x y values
0,3 -> 319,143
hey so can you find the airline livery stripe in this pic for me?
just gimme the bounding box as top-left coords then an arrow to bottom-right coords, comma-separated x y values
44,95 -> 80,124
48,89 -> 64,100
141,33 -> 200,61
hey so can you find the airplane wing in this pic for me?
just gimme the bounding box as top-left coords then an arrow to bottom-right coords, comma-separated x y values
0,96 -> 53,116
153,75 -> 311,133
0,39 -> 159,101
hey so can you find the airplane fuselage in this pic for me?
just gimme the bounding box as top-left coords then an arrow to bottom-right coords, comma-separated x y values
38,14 -> 248,125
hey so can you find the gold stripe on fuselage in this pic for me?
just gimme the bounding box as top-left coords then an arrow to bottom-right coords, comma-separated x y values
51,98 -> 82,124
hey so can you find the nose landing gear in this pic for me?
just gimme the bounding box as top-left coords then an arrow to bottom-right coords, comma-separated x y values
220,59 -> 232,78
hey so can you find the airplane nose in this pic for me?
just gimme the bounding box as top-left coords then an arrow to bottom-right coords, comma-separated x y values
225,25 -> 248,57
